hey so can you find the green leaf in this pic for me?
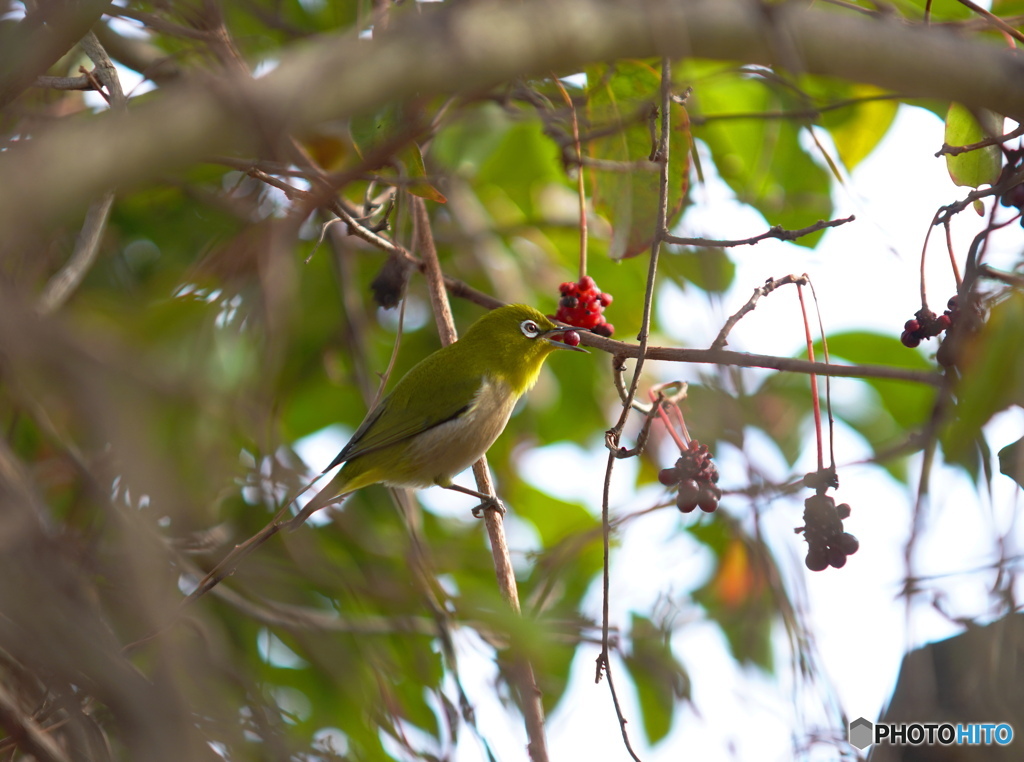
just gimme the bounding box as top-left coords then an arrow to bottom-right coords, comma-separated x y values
660,246 -> 736,293
691,71 -> 832,248
585,61 -> 691,259
944,103 -> 1002,188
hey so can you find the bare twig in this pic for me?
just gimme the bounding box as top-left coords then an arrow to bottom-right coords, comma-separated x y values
34,74 -> 95,90
37,33 -> 126,314
952,0 -> 1024,45
38,192 -> 116,314
580,334 -> 943,386
664,215 -> 855,248
712,274 -> 809,350
935,123 -> 1024,157
0,682 -> 71,762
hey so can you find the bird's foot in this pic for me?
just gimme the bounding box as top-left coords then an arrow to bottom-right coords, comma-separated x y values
471,497 -> 506,519
441,483 -> 506,518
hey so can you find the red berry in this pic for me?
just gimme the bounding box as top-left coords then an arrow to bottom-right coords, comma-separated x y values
835,503 -> 851,520
658,468 -> 679,486
904,319 -> 920,332
901,331 -> 921,348
936,314 -> 952,331
592,322 -> 614,338
598,293 -> 613,307
579,275 -> 596,292
562,330 -> 581,347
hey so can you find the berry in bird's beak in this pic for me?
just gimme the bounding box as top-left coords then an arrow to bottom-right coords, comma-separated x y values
541,328 -> 587,352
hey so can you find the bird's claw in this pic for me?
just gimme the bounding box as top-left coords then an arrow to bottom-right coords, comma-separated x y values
471,497 -> 506,518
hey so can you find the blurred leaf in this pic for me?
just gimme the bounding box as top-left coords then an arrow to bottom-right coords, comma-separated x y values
691,517 -> 777,671
622,613 -> 690,745
945,293 -> 1024,461
998,436 -> 1024,489
820,83 -> 899,170
944,103 -> 1002,188
660,246 -> 736,293
351,103 -> 446,202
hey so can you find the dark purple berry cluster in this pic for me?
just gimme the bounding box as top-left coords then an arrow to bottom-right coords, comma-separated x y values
998,149 -> 1024,223
900,307 -> 952,348
936,294 -> 984,368
658,440 -> 722,513
796,494 -> 859,571
555,276 -> 614,337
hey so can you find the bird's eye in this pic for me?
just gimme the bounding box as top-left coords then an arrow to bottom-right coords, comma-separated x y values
520,319 -> 541,338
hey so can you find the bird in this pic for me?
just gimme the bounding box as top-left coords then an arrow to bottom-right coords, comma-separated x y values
294,304 -> 585,522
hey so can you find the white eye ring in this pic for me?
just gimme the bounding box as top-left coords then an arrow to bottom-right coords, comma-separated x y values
520,319 -> 541,338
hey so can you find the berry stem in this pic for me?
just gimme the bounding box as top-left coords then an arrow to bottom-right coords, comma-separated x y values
797,283 -> 825,472
552,75 -> 588,280
942,219 -> 963,289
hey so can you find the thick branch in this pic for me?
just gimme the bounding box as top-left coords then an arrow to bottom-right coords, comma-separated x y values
4,0 -> 1024,248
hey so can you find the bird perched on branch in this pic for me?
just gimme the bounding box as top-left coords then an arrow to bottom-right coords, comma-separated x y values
295,304 -> 585,522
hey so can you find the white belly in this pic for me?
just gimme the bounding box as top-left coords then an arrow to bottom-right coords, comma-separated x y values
385,376 -> 517,488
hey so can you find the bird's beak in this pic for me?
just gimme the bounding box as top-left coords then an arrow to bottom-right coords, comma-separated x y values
540,327 -> 589,352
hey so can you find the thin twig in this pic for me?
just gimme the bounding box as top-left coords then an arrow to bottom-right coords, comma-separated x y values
552,76 -> 588,280
796,283 -> 824,472
37,33 -> 126,314
935,123 -> 1024,157
664,215 -> 854,248
712,274 -> 809,350
952,0 -> 1024,45
38,192 -> 115,314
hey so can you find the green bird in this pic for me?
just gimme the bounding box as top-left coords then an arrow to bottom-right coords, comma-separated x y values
299,304 -> 585,518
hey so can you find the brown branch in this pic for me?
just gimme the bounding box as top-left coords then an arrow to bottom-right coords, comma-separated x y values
0,682 -> 71,762
664,215 -> 855,248
33,74 -> 95,90
8,0 -> 1024,250
581,334 -> 943,385
412,197 -> 550,762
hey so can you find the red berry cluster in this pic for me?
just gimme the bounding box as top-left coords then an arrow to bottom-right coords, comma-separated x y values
555,276 -> 614,337
900,307 -> 952,348
936,294 -> 984,368
658,440 -> 722,513
796,494 -> 859,571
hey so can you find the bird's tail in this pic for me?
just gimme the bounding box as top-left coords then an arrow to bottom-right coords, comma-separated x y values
287,468 -> 351,529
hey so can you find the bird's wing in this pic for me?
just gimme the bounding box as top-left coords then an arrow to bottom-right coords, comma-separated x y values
324,356 -> 483,471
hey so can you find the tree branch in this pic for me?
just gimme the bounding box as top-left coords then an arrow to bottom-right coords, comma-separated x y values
5,0 -> 1024,249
